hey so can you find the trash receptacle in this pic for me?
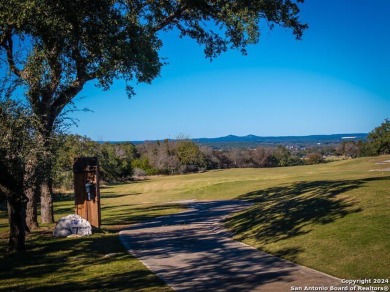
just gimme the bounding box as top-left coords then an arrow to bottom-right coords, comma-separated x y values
73,157 -> 101,228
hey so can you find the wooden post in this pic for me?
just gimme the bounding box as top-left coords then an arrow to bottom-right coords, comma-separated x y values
73,157 -> 101,228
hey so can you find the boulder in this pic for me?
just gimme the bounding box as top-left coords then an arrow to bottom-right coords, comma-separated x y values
53,214 -> 92,237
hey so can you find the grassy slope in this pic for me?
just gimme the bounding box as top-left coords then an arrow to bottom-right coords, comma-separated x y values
225,158 -> 390,279
0,155 -> 389,289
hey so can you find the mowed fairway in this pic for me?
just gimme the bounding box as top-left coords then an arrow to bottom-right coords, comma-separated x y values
0,155 -> 389,290
102,155 -> 390,280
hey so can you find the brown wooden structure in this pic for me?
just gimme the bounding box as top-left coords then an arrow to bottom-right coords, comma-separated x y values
73,157 -> 101,227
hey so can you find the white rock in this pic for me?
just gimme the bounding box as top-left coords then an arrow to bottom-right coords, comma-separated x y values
53,214 -> 92,237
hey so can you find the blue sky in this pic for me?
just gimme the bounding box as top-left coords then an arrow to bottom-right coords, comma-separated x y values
68,0 -> 390,141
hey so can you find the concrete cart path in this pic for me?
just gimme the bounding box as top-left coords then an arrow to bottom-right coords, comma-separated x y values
119,200 -> 347,292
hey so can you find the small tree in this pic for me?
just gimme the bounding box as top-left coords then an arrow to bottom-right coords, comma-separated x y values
99,143 -> 136,182
53,134 -> 100,189
252,147 -> 278,167
366,119 -> 390,155
0,96 -> 42,251
176,140 -> 205,173
305,153 -> 324,165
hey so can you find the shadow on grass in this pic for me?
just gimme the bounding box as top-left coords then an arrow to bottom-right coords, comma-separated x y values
101,204 -> 186,232
53,191 -> 141,201
227,178 -> 388,247
101,192 -> 141,199
0,201 -> 183,290
100,179 -> 150,189
53,193 -> 74,202
0,231 -> 170,291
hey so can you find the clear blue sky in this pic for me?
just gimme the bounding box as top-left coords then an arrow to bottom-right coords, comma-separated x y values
68,0 -> 390,141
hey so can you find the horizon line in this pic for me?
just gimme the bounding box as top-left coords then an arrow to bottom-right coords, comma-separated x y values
95,132 -> 368,143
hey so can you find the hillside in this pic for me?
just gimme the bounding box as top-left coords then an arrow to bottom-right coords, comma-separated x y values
192,133 -> 367,148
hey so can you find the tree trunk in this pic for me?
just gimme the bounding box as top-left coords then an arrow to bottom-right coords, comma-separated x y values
40,178 -> 54,223
38,120 -> 56,224
24,154 -> 40,230
7,193 -> 27,252
25,186 -> 38,230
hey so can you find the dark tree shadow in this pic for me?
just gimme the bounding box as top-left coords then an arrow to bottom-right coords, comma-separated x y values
0,232 -> 170,291
101,203 -> 186,232
100,192 -> 141,199
100,179 -> 150,189
226,177 -> 389,245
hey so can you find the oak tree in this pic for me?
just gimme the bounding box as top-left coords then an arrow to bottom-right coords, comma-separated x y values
0,0 -> 307,226
367,119 -> 390,155
0,93 -> 43,251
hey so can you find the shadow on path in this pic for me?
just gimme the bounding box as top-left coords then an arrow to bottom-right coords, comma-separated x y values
120,200 -> 344,291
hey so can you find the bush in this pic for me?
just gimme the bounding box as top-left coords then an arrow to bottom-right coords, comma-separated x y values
305,153 -> 324,165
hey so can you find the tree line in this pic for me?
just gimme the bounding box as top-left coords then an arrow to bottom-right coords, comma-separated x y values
1,88 -> 389,252
53,136 -> 306,189
50,120 -> 390,191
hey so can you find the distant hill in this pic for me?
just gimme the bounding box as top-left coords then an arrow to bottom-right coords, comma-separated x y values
125,133 -> 367,149
194,133 -> 367,144
192,133 -> 367,149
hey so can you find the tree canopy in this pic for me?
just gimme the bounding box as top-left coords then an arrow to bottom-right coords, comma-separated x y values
0,0 -> 307,248
1,1 -> 307,133
0,95 -> 43,251
367,119 -> 390,155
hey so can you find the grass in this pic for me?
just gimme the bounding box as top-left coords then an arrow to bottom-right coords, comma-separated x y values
225,176 -> 390,279
0,155 -> 389,289
0,230 -> 171,291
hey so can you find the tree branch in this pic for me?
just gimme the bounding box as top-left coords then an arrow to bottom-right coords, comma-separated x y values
0,30 -> 22,78
153,4 -> 188,32
46,45 -> 62,96
51,79 -> 85,117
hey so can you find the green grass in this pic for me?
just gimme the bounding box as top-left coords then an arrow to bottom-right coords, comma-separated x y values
1,155 -> 389,289
0,230 -> 171,291
225,176 -> 390,279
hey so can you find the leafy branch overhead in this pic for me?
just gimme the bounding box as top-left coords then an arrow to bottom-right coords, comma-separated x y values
0,0 -> 307,248
0,1 -> 307,118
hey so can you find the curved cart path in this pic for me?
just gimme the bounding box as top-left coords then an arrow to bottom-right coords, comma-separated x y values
119,200 -> 349,291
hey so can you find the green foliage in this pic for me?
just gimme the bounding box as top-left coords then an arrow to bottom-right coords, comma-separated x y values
135,140 -> 206,174
54,136 -> 137,188
131,157 -> 158,176
1,0 -> 307,226
99,143 -> 136,183
358,140 -> 376,157
0,95 -> 45,250
176,140 -> 205,171
54,135 -> 381,187
53,134 -> 101,189
0,0 -> 307,109
0,98 -> 34,196
366,118 -> 390,155
273,145 -> 303,167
